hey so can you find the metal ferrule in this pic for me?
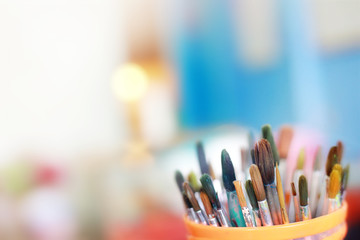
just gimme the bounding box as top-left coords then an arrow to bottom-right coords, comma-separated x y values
188,208 -> 199,223
196,210 -> 208,225
208,214 -> 219,227
258,200 -> 273,226
253,209 -> 262,227
186,209 -> 194,221
216,208 -> 231,227
300,205 -> 310,221
241,207 -> 254,227
328,198 -> 338,213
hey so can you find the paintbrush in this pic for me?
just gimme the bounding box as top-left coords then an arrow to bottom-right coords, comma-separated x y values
328,170 -> 341,213
200,174 -> 231,227
340,164 -> 349,204
276,163 -> 289,224
299,175 -> 311,221
317,146 -> 339,217
221,150 -> 246,227
278,125 -> 294,186
188,171 -> 201,192
326,147 -> 339,177
332,164 -> 342,206
291,182 -> 300,222
293,148 -> 305,196
240,148 -> 249,182
200,190 -> 219,226
333,163 -> 342,175
197,142 -> 226,208
208,162 -> 216,180
254,139 -> 281,225
184,182 -> 208,225
233,180 -> 254,227
188,171 -> 206,212
310,147 -> 323,217
337,141 -> 343,163
250,149 -> 255,164
262,124 -> 280,166
182,192 -> 199,222
249,164 -> 273,226
241,132 -> 255,179
196,141 -> 210,175
175,170 -> 185,193
245,180 -> 262,226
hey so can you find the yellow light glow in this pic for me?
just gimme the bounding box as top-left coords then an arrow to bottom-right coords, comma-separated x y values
112,63 -> 149,102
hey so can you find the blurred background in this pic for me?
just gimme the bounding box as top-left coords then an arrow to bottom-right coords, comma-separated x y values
0,0 -> 360,239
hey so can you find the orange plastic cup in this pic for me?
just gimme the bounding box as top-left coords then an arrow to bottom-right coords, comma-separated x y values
185,202 -> 347,240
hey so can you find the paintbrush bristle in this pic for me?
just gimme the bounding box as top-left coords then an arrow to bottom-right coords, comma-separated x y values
200,190 -> 213,216
278,125 -> 294,159
188,171 -> 201,192
241,148 -> 248,171
184,182 -> 200,211
296,148 -> 305,170
208,162 -> 216,179
249,164 -> 266,201
182,192 -> 192,209
196,141 -> 210,175
326,146 -> 339,176
314,146 -> 322,171
251,149 -> 255,164
299,175 -> 308,206
221,149 -> 236,192
332,164 -> 342,177
337,141 -> 344,163
262,124 -> 280,165
291,182 -> 297,196
200,174 -> 221,209
175,170 -> 185,192
233,180 -> 247,207
328,170 -> 341,198
341,164 -> 349,190
245,180 -> 259,210
254,139 -> 274,184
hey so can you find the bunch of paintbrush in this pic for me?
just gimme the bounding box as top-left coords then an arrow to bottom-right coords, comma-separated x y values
175,124 -> 350,228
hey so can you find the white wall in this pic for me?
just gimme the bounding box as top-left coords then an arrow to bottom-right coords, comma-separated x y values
0,0 -> 128,163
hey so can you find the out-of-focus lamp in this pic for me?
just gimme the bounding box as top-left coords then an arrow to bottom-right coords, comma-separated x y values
111,63 -> 152,165
112,63 -> 149,103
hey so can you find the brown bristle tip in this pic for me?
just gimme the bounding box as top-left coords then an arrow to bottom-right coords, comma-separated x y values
328,170 -> 341,198
326,146 -> 339,176
278,125 -> 294,159
254,139 -> 274,185
233,180 -> 247,207
183,182 -> 200,211
249,164 -> 266,201
208,162 -> 216,180
291,182 -> 297,196
200,190 -> 213,215
337,141 -> 344,163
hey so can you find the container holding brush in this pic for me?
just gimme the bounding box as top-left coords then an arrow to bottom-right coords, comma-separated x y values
176,125 -> 349,240
184,202 -> 347,240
